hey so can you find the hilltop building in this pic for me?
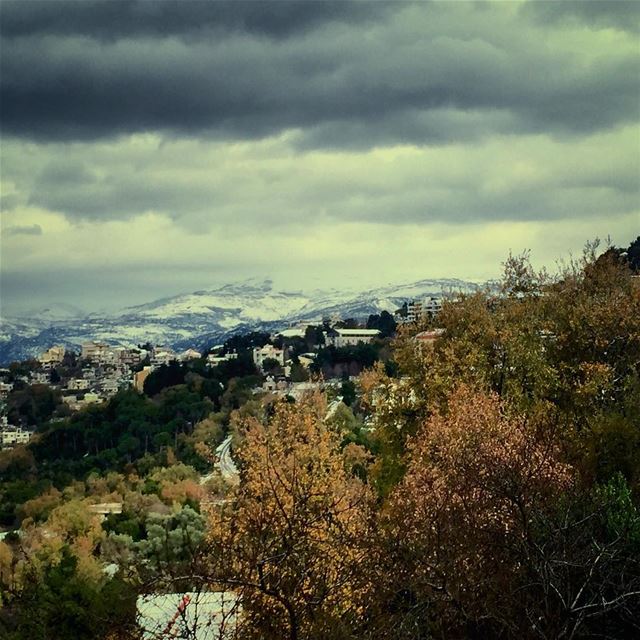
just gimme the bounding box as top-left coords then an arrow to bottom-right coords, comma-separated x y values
325,328 -> 380,347
81,341 -> 112,362
397,297 -> 443,324
39,345 -> 66,367
252,344 -> 285,370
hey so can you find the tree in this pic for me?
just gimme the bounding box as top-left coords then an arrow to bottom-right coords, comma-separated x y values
136,505 -> 206,575
340,378 -> 356,406
625,235 -> 640,272
143,361 -> 185,396
366,310 -> 397,338
380,385 -> 573,637
289,362 -> 309,382
261,357 -> 283,376
304,325 -> 324,349
2,545 -> 136,640
514,474 -> 640,639
206,394 -> 376,640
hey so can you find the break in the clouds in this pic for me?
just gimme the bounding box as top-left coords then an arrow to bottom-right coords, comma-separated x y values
0,0 -> 638,315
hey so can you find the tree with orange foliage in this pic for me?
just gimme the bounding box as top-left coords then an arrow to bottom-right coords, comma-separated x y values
205,393 -> 376,640
379,385 -> 573,638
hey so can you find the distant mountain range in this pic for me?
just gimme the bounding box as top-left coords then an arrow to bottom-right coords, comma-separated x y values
0,278 -> 482,364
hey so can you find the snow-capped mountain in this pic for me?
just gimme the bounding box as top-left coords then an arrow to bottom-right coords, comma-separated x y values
0,277 -> 481,364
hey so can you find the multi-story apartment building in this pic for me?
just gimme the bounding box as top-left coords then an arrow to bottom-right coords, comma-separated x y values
81,341 -> 112,362
39,345 -> 66,368
0,427 -> 31,448
397,297 -> 443,324
252,344 -> 285,370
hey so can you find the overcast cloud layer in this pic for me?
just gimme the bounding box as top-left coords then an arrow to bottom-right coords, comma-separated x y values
1,0 -> 638,315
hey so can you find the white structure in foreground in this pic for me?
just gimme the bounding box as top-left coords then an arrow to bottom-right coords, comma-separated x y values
137,591 -> 239,639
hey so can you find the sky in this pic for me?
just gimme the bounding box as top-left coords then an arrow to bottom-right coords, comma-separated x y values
1,0 -> 638,316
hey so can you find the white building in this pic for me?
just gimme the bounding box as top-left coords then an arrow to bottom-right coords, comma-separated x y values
82,392 -> 101,405
0,382 -> 13,400
252,344 -> 285,371
88,502 -> 123,517
100,378 -> 120,395
1,427 -> 31,447
34,372 -> 52,385
151,347 -> 176,366
39,345 -> 66,367
81,341 -> 112,362
277,327 -> 307,339
207,352 -> 238,366
326,328 -> 380,348
179,349 -> 202,361
116,347 -> 146,367
67,378 -> 90,391
414,328 -> 446,345
398,297 -> 443,324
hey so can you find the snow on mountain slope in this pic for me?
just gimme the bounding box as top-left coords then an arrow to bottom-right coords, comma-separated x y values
0,277 -> 481,363
125,280 -> 312,323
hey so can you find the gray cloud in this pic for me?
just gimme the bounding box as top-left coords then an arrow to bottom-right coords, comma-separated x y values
3,224 -> 43,236
523,0 -> 640,32
0,0 -> 390,40
5,125 -> 637,227
1,2 -> 638,145
27,157 -> 226,221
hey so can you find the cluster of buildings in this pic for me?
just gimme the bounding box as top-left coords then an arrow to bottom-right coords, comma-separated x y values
252,327 -> 382,372
62,342 -> 147,411
0,297 -> 447,448
0,339 -> 235,448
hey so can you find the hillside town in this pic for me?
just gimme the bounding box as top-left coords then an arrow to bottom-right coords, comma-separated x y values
0,299 -> 444,449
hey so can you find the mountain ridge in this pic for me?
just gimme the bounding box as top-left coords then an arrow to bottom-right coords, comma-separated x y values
0,277 -> 483,364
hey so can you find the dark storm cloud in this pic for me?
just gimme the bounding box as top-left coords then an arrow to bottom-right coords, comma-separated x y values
1,1 -> 638,145
0,0 -> 389,40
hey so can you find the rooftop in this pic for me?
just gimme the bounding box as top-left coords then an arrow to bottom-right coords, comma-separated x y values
334,328 -> 380,336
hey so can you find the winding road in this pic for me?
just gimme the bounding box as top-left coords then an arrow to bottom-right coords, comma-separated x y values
199,434 -> 239,487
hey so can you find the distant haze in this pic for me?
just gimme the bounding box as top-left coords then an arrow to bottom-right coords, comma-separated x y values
1,1 -> 638,316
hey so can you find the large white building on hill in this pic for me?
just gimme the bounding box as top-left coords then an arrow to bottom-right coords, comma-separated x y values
325,328 -> 380,347
252,344 -> 285,370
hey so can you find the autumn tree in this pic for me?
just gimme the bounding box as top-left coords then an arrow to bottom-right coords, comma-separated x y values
205,394 -> 376,640
378,385 -> 573,638
375,245 -> 639,492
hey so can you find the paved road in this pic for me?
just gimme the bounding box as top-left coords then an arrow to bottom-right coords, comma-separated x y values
199,435 -> 239,486
216,435 -> 239,482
